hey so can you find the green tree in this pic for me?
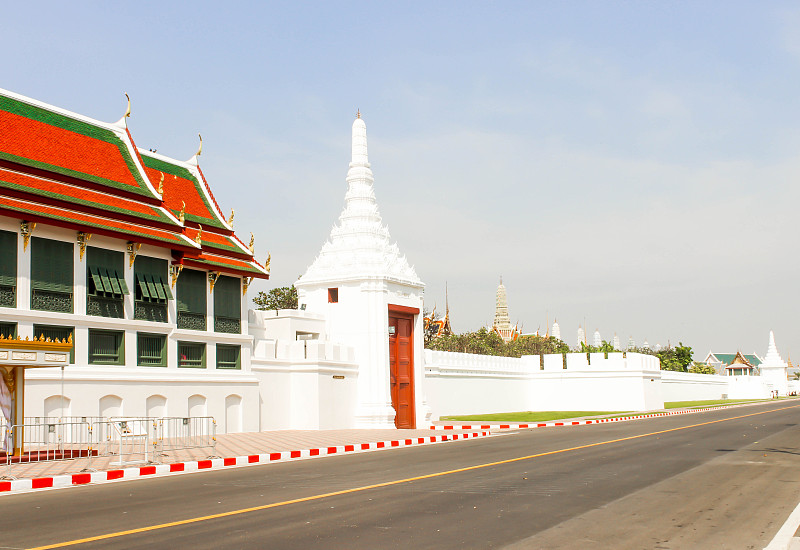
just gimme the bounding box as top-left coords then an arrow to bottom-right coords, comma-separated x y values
655,343 -> 694,372
688,362 -> 717,375
427,329 -> 569,358
253,285 -> 298,310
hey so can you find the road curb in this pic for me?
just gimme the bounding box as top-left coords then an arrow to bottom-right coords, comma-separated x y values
0,430 -> 491,495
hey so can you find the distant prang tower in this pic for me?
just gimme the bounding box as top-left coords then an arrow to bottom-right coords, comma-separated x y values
492,277 -> 516,342
295,113 -> 427,429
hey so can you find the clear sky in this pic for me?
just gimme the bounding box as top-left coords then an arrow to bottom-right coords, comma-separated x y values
4,1 -> 799,360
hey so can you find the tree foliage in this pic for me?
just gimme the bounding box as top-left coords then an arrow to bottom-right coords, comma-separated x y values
578,340 -> 619,354
426,327 -> 569,357
631,343 -> 694,372
253,285 -> 298,310
688,362 -> 717,375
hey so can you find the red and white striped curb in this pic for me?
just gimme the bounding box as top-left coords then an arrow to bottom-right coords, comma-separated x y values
0,431 -> 490,495
430,405 -> 737,431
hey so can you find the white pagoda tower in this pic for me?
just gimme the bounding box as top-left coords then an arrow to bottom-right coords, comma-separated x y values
296,114 -> 425,429
593,330 -> 602,348
577,326 -> 585,348
760,331 -> 788,396
551,320 -> 561,341
613,334 -> 620,350
492,278 -> 516,342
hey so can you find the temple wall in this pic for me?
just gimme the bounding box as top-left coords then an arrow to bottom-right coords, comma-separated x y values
24,369 -> 261,434
423,350 -> 776,420
658,371 -> 728,402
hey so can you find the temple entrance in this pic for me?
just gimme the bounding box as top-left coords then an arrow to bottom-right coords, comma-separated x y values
388,307 -> 415,429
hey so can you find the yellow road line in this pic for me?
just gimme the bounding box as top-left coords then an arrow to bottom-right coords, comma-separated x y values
28,403 -> 800,550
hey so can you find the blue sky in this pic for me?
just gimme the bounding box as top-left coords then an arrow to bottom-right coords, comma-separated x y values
4,2 -> 800,359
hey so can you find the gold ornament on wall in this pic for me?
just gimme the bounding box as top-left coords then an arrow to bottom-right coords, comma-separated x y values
77,232 -> 92,261
127,242 -> 141,268
20,220 -> 35,251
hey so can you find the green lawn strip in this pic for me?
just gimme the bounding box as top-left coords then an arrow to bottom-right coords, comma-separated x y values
439,411 -> 628,423
440,397 -> 798,424
663,398 -> 768,409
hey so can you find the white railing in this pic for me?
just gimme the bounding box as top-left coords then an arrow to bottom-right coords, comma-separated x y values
2,415 -> 217,474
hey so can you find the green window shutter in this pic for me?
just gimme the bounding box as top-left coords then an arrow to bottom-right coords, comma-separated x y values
89,267 -> 104,295
214,276 -> 241,319
134,256 -> 171,303
0,230 -> 17,286
149,274 -> 165,301
31,237 -> 73,292
88,329 -> 124,365
160,276 -> 173,300
137,273 -> 151,299
100,267 -> 114,294
177,269 -> 206,314
137,333 -> 166,367
86,248 -> 127,297
116,271 -> 129,295
216,344 -> 241,369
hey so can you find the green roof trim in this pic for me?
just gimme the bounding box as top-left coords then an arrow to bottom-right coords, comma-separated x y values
140,155 -> 227,230
711,353 -> 762,366
0,201 -> 190,247
186,256 -> 266,276
0,96 -> 155,198
0,173 -> 177,226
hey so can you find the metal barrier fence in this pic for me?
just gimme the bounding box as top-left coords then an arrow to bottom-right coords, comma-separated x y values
3,421 -> 93,467
1,415 -> 216,474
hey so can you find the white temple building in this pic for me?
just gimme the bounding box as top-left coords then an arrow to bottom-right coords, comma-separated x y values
759,331 -> 788,395
593,330 -> 602,348
613,334 -> 620,350
295,114 -> 426,429
576,326 -> 585,348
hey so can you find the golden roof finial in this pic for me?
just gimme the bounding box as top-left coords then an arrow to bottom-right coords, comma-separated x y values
195,224 -> 203,244
228,209 -> 235,227
264,252 -> 271,274
196,134 -> 203,157
158,171 -> 164,195
179,201 -> 186,224
124,93 -> 131,118
249,233 -> 255,253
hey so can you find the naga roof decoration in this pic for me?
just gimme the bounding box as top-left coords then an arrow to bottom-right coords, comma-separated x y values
0,88 -> 268,280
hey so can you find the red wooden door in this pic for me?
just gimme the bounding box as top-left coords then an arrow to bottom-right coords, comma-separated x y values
389,313 -> 415,428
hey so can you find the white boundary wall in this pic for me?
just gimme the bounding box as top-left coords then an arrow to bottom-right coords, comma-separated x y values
424,350 -> 774,420
424,350 -> 664,419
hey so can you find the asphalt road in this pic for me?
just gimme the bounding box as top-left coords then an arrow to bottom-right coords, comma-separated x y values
3,401 -> 800,550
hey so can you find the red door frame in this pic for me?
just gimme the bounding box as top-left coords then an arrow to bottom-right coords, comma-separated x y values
388,304 -> 418,429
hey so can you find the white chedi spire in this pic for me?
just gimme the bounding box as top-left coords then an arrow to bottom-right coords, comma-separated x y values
593,329 -> 602,348
493,278 -> 511,331
761,331 -> 787,369
627,336 -> 635,351
577,326 -> 585,348
298,115 -> 421,286
551,320 -> 561,341
613,334 -> 620,350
